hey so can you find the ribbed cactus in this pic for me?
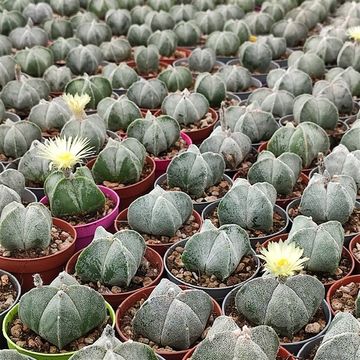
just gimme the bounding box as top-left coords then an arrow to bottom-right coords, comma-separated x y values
341,119 -> 360,152
66,44 -> 103,76
92,138 -> 146,185
299,172 -> 357,224
0,202 -> 51,251
244,11 -> 274,35
326,67 -> 360,98
147,29 -> 177,57
158,65 -> 193,92
304,35 -> 343,65
218,65 -> 252,93
0,168 -> 25,196
43,65 -> 72,93
257,35 -> 287,60
224,19 -> 250,44
267,122 -> 330,168
0,185 -> 21,214
182,220 -> 252,281
145,10 -> 175,31
167,145 -> 225,198
288,51 -> 326,80
194,73 -> 226,108
0,56 -> 16,90
132,279 -> 212,350
127,111 -> 180,157
194,10 -> 224,34
0,10 -> 26,36
271,19 -> 308,48
337,41 -> 360,72
100,38 -> 132,63
238,41 -> 272,73
188,47 -> 216,73
76,20 -> 112,46
44,18 -> 73,40
9,20 -> 48,49
75,226 -> 146,287
127,24 -> 152,47
0,350 -> 35,359
50,0 -> 80,17
134,45 -> 159,75
248,151 -> 302,195
205,31 -> 240,57
128,186 -> 193,237
170,4 -> 196,22
103,63 -> 139,90
192,316 -> 280,360
174,21 -> 201,47
50,37 -> 81,63
18,272 -> 107,350
105,9 -> 132,36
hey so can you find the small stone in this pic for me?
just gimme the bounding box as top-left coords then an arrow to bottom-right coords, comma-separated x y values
305,322 -> 321,334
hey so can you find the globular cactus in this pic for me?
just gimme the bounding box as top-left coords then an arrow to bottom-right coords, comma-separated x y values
216,4 -> 244,21
238,41 -> 272,73
218,178 -> 277,232
285,7 -> 318,30
87,0 -> 118,19
194,72 -> 226,108
18,272 -> 107,350
224,19 -> 251,44
262,2 -> 286,22
92,138 -> 146,185
43,65 -> 72,93
0,185 -> 21,215
128,186 -> 193,237
167,145 -> 225,198
100,38 -> 132,64
0,168 -> 25,196
147,29 -> 177,57
174,21 -> 201,47
132,279 -> 212,350
75,226 -> 146,287
337,41 -> 360,72
157,65 -> 193,92
248,151 -> 302,195
341,119 -> 360,151
299,172 -> 357,224
244,11 -> 274,35
134,45 -> 159,75
70,12 -> 98,29
9,19 -> 48,49
145,10 -> 175,31
0,202 -> 52,251
127,111 -> 180,156
288,51 -> 326,80
192,316 -> 280,360
43,18 -> 74,40
188,47 -> 216,73
182,220 -> 253,281
66,44 -> 103,76
49,37 -> 81,63
257,35 -> 287,60
169,4 -> 197,22
194,10 -> 225,34
271,19 -> 308,48
325,67 -> 360,97
105,9 -> 132,36
75,20 -> 112,46
161,90 -> 209,127
0,350 -> 35,360
50,0 -> 80,17
102,63 -> 139,91
0,56 -> 16,90
127,24 -> 152,47
0,10 -> 26,36
205,31 -> 240,57
267,122 -> 330,168
218,65 -> 252,93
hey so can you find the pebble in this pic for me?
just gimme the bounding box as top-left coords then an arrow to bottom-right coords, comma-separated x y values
305,322 -> 321,334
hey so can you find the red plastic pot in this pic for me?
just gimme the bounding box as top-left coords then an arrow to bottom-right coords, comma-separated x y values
115,285 -> 222,360
160,48 -> 192,65
65,246 -> 164,309
40,185 -> 120,251
0,218 -> 77,292
114,208 -> 203,256
349,234 -> 360,273
127,60 -> 169,79
87,156 -> 156,211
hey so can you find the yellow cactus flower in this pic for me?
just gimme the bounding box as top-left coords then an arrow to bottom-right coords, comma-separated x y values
249,35 -> 257,42
258,240 -> 309,277
347,26 -> 360,42
62,93 -> 90,118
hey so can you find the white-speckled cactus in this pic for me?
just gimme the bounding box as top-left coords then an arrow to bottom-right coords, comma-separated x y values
257,35 -> 287,60
43,65 -> 72,94
132,279 -> 212,350
66,44 -> 103,76
248,151 -> 302,195
0,168 -> 25,197
299,172 -> 357,224
223,19 -> 251,44
167,145 -> 225,198
304,35 -> 343,65
0,350 -> 35,359
191,316 -> 280,360
341,119 -> 360,151
271,19 -> 308,48
147,29 -> 177,57
127,111 -> 180,156
0,202 -> 51,251
101,38 -> 132,63
238,41 -> 272,73
102,62 -> 139,90
337,41 -> 360,72
157,65 -> 193,92
188,47 -> 216,73
75,226 -> 146,287
218,65 -> 252,93
205,31 -> 240,57
128,186 -> 193,237
174,21 -> 201,47
18,272 -> 107,350
287,215 -> 344,274
182,220 -> 253,281
218,178 -> 277,231
194,72 -> 226,108
288,51 -> 326,80
0,185 -> 21,215
325,66 -> 360,97
134,45 -> 159,75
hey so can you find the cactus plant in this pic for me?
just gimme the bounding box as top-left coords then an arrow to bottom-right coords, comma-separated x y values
194,10 -> 225,34
288,51 -> 326,80
22,3 -> 53,25
127,111 -> 180,157
218,65 -> 252,93
337,41 -> 360,72
194,73 -> 226,108
70,11 -> 98,29
43,18 -> 74,40
223,19 -> 251,45
0,168 -> 25,197
285,7 -> 318,30
0,350 -> 36,359
9,19 -> 48,49
76,20 -> 112,46
257,35 -> 287,60
244,11 -> 274,35
325,67 -> 360,97
145,10 -> 175,31
341,119 -> 360,151
158,65 -> 193,92
0,56 -> 16,90
50,0 -> 80,17
216,4 -> 244,21
205,31 -> 240,57
100,38 -> 132,63
102,63 -> 139,90
128,186 -> 193,237
105,9 -> 132,36
66,44 -> 103,76
0,185 -> 21,215
87,0 -> 118,19
147,29 -> 177,57
134,45 -> 160,75
238,41 -> 273,73
0,10 -> 26,36
43,65 -> 72,94
271,19 -> 308,48
132,279 -> 212,350
170,4 -> 196,22
127,24 -> 152,47
50,37 -> 82,63
174,21 -> 201,47
261,2 -> 285,22
188,47 -> 216,73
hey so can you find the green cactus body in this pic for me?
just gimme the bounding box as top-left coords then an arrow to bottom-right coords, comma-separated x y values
158,65 -> 193,92
218,65 -> 252,93
128,186 -> 193,237
218,178 -> 276,231
43,19 -> 73,40
205,31 -> 240,57
70,12 -> 99,30
271,19 -> 308,48
0,185 -> 21,214
3,0 -> 31,12
0,35 -> 11,56
0,168 -> 25,196
325,67 -> 360,97
9,20 -> 48,49
0,202 -> 51,251
0,10 -> 26,36
105,9 -> 132,36
18,272 -> 107,350
288,51 -> 326,80
50,0 -> 80,17
238,41 -> 272,73
285,7 -> 318,30
0,350 -> 35,359
194,73 -> 226,108
132,279 -> 212,350
257,35 -> 287,60
216,4 -> 244,21
235,274 -> 325,338
134,45 -> 160,75
66,44 -> 103,76
267,122 -> 330,168
0,99 -> 5,121
145,10 -> 175,31
193,0 -> 215,11
223,19 -> 251,44
76,20 -> 112,46
188,47 -> 216,73
261,2 -> 285,22
44,65 -> 72,93
194,10 -> 225,34
103,63 -> 139,90
169,4 -> 196,22
44,167 -> 106,218
244,11 -> 274,35
50,37 -> 82,63
304,35 -> 343,65
293,94 -> 338,130
75,226 -> 146,286
0,56 -> 16,90
341,119 -> 360,151
127,24 -> 152,47
87,0 -> 118,19
147,29 -> 177,57
248,151 -> 302,195
174,21 -> 201,47
337,41 -> 360,72
100,39 -> 132,63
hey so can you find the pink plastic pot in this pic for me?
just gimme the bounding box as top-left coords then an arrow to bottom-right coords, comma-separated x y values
40,186 -> 120,251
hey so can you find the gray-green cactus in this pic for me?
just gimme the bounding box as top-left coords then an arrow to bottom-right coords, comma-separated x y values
191,316 -> 280,360
235,274 -> 325,338
100,38 -> 132,63
0,168 -> 25,196
50,0 -> 80,17
147,29 -> 177,57
128,186 -> 193,237
194,73 -> 226,108
134,45 -> 159,75
75,226 -> 146,287
271,19 -> 308,48
174,21 -> 201,47
262,2 -> 285,22
325,67 -> 360,98
285,7 -> 318,30
337,41 -> 360,72
341,119 -> 360,151
43,65 -> 72,93
218,65 -> 252,93
9,19 -> 48,49
157,65 -> 193,92
127,111 -> 180,156
170,4 -> 196,22
70,12 -> 99,29
194,10 -> 224,34
0,185 -> 21,215
223,19 -> 251,44
0,202 -> 51,251
92,138 -> 146,185
188,47 -> 216,73
43,18 -> 73,40
76,20 -> 111,46
267,122 -> 330,168
257,35 -> 287,60
288,51 -> 326,80
248,151 -> 302,195
66,44 -> 103,76
0,10 -> 26,36
205,31 -> 240,57
103,63 -> 139,90
0,350 -> 35,360
18,272 -> 107,350
105,9 -> 132,36
167,145 -> 225,198
132,278 -> 212,350
0,55 -> 16,90
182,220 -> 252,281
244,11 -> 274,35
238,41 -> 272,73
49,37 -> 82,63
145,10 -> 175,31
127,24 -> 152,47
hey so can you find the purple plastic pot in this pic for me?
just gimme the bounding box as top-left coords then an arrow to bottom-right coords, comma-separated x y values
40,185 -> 120,251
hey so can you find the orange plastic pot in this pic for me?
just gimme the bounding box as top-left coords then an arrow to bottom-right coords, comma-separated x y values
0,218 -> 77,292
349,234 -> 360,273
115,285 -> 222,360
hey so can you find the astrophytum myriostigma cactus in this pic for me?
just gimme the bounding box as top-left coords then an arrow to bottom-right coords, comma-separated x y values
0,202 -> 51,251
248,151 -> 302,195
128,186 -> 193,237
218,178 -> 277,232
341,119 -> 360,152
238,41 -> 273,73
217,65 -> 252,93
92,138 -> 146,185
191,316 -> 280,360
132,279 -> 213,350
147,29 -> 177,57
102,63 -> 139,90
174,21 -> 201,47
0,350 -> 35,360
134,45 -> 159,75
194,72 -> 226,108
18,272 -> 107,350
167,145 -> 225,198
325,67 -> 360,98
287,215 -> 344,274
287,51 -> 326,80
75,226 -> 146,287
304,35 -> 343,65
188,47 -> 216,73
182,220 -> 253,281
43,65 -> 72,93
205,31 -> 240,57
337,41 -> 360,72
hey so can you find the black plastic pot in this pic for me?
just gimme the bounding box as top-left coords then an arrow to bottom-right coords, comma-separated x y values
3,112 -> 21,123
234,77 -> 262,100
297,335 -> 324,359
339,101 -> 359,123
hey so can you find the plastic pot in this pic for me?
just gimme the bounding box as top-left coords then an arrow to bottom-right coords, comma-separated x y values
339,101 -> 359,122
114,208 -> 202,257
65,246 -> 164,309
274,48 -> 293,68
349,234 -> 360,272
222,286 -> 332,355
115,284 -> 222,360
3,112 -> 21,123
154,173 -> 233,214
173,57 -> 225,74
126,60 -> 169,80
297,335 -> 323,360
234,77 -> 262,100
22,188 -> 37,205
2,302 -> 116,360
160,48 -> 192,65
40,185 -> 120,251
0,218 -> 77,292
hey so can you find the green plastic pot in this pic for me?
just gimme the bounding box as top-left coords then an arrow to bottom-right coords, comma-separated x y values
2,302 -> 116,360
